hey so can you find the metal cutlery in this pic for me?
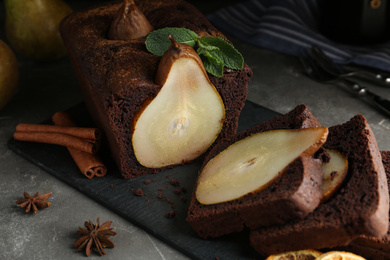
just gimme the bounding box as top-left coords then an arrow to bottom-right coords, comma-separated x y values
299,48 -> 390,116
309,45 -> 390,87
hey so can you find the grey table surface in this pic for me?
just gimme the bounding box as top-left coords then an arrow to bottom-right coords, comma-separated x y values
1,1 -> 390,259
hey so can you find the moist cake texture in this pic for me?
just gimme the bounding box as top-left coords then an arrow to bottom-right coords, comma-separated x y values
60,0 -> 252,178
338,151 -> 390,260
186,104 -> 324,238
250,114 -> 389,256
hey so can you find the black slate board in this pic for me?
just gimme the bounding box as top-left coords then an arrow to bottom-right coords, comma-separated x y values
8,100 -> 279,260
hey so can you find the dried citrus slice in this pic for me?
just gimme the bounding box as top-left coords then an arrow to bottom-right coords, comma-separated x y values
266,249 -> 322,260
316,251 -> 366,260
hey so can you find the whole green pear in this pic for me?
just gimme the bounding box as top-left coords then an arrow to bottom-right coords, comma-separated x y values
4,0 -> 73,61
0,39 -> 19,110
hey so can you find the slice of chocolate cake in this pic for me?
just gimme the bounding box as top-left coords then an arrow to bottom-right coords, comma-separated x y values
60,0 -> 252,178
337,151 -> 390,260
250,115 -> 389,256
186,104 -> 324,239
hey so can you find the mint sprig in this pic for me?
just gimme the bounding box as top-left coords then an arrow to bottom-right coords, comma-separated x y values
145,27 -> 244,77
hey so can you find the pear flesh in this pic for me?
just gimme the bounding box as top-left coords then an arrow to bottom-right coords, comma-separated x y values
196,127 -> 328,205
132,57 -> 225,168
320,149 -> 348,202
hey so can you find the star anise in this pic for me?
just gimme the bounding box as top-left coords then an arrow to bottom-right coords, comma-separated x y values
74,218 -> 117,256
15,191 -> 52,213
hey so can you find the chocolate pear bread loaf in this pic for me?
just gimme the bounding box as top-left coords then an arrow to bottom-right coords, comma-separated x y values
337,151 -> 390,260
60,0 -> 252,178
186,104 -> 325,239
250,115 -> 389,256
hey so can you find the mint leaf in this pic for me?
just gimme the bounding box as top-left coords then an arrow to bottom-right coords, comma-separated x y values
198,40 -> 220,53
200,51 -> 224,77
145,27 -> 198,56
198,37 -> 244,70
197,44 -> 220,56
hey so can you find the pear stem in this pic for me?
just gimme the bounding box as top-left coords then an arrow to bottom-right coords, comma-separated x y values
125,0 -> 135,5
168,34 -> 179,49
124,0 -> 134,11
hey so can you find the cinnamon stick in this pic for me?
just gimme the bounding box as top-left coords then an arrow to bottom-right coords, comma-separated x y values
13,131 -> 99,154
52,112 -> 107,178
16,124 -> 100,141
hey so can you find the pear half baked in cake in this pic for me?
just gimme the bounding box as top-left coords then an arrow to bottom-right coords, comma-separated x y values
196,127 -> 327,205
132,35 -> 225,168
187,105 -> 326,238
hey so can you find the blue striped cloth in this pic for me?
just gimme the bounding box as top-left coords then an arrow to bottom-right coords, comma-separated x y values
207,0 -> 390,72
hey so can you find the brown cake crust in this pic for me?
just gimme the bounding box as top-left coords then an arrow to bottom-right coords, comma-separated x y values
60,0 -> 252,178
337,151 -> 390,260
186,104 -> 324,239
250,115 -> 389,256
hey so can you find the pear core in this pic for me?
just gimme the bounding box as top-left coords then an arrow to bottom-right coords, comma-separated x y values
196,127 -> 328,205
132,57 -> 225,168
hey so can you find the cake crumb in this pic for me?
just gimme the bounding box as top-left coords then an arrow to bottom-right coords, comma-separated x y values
166,210 -> 176,219
144,179 -> 151,184
171,179 -> 180,186
135,188 -> 143,196
174,189 -> 182,195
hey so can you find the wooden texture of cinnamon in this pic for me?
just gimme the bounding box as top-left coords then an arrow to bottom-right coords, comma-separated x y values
16,124 -> 100,141
13,130 -> 99,154
14,131 -> 99,154
51,112 -> 107,179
